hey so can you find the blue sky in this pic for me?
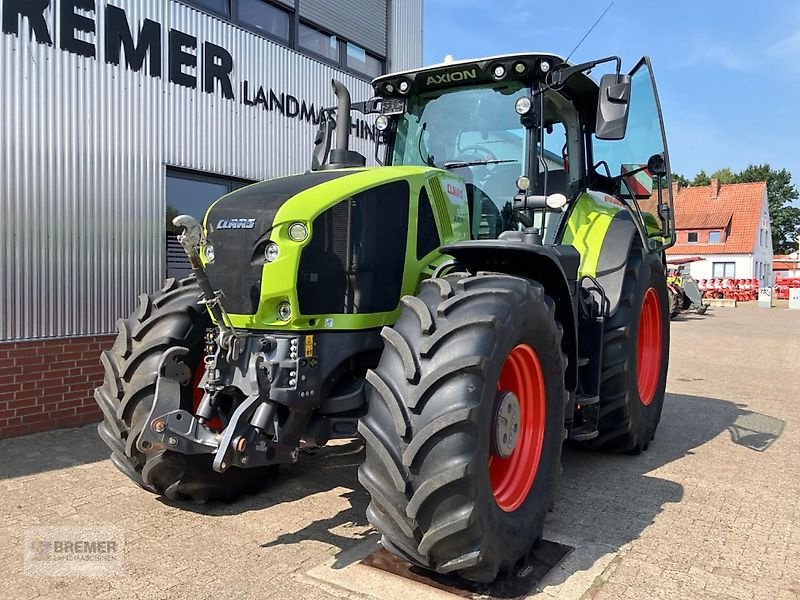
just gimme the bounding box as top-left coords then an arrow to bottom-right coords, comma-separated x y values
423,0 -> 800,187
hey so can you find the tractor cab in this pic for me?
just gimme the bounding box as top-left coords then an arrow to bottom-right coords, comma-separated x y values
368,53 -> 676,251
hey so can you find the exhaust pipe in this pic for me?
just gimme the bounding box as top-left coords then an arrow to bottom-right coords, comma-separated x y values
332,80 -> 352,154
325,79 -> 366,169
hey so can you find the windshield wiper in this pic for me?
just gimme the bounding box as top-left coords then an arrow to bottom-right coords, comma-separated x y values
443,159 -> 518,170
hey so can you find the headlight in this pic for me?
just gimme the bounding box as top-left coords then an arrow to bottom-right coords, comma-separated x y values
492,64 -> 506,79
204,244 -> 215,263
515,97 -> 532,115
288,222 -> 308,242
278,302 -> 292,321
265,242 -> 279,262
375,115 -> 390,131
398,80 -> 410,94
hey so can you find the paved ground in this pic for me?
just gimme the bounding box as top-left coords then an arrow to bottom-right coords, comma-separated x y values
1,303 -> 799,600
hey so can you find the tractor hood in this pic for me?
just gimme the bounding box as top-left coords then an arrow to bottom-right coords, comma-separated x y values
202,166 -> 439,320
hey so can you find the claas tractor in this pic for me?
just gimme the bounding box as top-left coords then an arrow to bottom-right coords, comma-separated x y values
95,52 -> 676,582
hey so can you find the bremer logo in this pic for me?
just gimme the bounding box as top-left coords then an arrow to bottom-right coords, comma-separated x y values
217,218 -> 256,230
426,69 -> 478,86
446,183 -> 465,199
0,0 -> 377,140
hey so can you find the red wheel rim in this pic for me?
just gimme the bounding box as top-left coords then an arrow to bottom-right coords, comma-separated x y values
489,344 -> 546,513
637,288 -> 663,406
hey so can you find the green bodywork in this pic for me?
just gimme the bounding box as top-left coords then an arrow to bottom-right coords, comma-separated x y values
561,191 -> 661,278
201,166 -> 471,331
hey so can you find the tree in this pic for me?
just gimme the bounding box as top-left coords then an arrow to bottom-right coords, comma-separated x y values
672,173 -> 690,187
711,168 -> 736,184
692,170 -> 711,186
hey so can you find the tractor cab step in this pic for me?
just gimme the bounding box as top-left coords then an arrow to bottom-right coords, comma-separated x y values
568,394 -> 600,441
575,393 -> 599,406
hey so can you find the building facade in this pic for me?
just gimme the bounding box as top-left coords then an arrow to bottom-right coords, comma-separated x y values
664,180 -> 773,286
0,0 -> 423,438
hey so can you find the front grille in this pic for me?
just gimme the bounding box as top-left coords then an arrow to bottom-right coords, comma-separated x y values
297,180 -> 410,315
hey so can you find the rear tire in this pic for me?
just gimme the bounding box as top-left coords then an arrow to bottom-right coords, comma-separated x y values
667,286 -> 681,319
359,273 -> 566,582
589,242 -> 670,453
94,276 -> 275,502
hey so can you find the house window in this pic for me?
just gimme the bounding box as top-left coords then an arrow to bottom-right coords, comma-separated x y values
236,0 -> 291,41
299,22 -> 340,61
687,231 -> 698,243
182,1 -> 386,80
166,169 -> 255,279
346,42 -> 384,78
712,262 -> 735,278
708,230 -> 722,244
188,0 -> 230,16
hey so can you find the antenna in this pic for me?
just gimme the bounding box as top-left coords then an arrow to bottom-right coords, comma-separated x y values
565,1 -> 615,64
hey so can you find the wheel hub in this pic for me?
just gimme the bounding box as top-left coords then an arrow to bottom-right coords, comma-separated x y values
493,391 -> 521,458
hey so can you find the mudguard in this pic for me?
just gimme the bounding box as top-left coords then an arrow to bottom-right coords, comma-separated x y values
560,192 -> 644,316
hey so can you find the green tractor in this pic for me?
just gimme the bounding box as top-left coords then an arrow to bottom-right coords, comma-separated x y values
95,52 -> 675,582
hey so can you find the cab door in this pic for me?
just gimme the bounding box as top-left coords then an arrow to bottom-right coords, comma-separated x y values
592,58 -> 675,250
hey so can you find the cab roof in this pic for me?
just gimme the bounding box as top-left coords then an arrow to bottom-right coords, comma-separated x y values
372,52 -> 600,116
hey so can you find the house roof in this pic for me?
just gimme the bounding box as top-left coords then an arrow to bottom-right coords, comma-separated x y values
773,254 -> 800,271
642,180 -> 767,255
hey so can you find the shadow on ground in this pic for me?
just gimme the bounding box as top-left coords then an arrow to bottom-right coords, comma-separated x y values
0,392 -> 785,593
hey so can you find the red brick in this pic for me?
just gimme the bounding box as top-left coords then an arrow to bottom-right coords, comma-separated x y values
0,425 -> 31,438
56,398 -> 87,410
15,405 -> 45,417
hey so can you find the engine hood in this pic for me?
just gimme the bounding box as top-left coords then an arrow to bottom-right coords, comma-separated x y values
202,166 -> 437,316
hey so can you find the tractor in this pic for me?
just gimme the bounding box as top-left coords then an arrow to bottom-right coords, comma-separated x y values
95,52 -> 675,583
667,257 -> 709,318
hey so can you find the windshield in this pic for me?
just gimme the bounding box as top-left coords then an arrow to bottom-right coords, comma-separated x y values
392,83 -> 530,238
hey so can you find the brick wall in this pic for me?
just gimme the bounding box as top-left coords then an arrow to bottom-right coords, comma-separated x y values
0,336 -> 114,439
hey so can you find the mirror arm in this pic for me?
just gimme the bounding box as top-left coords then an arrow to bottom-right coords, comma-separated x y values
550,55 -> 621,86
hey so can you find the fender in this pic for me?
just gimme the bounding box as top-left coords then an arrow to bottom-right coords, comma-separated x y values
561,192 -> 643,315
440,239 -> 579,393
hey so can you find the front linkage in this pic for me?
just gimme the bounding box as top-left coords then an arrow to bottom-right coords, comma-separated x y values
136,217 -> 361,474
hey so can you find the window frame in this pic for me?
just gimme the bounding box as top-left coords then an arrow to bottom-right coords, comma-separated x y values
708,230 -> 722,244
712,261 -> 736,278
687,231 -> 699,243
165,167 -> 256,278
179,0 -> 386,80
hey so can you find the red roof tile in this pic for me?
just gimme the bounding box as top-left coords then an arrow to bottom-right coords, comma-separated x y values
644,181 -> 767,255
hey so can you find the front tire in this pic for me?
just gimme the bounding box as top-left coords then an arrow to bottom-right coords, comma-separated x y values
359,273 -> 566,582
94,276 -> 275,502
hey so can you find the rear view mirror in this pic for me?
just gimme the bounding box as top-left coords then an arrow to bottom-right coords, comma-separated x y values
647,153 -> 667,177
595,74 -> 631,140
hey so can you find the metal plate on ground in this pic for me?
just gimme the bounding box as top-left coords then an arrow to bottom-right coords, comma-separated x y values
361,540 -> 573,599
